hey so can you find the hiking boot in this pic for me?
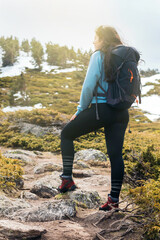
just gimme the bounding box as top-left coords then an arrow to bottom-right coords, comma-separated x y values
58,174 -> 77,193
99,194 -> 119,212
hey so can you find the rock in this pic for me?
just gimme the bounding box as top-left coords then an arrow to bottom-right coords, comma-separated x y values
79,174 -> 110,188
33,150 -> 43,155
20,191 -> 39,200
75,149 -> 107,163
0,234 -> 6,239
2,153 -> 34,166
31,185 -> 58,198
22,174 -> 35,181
34,162 -> 62,174
30,171 -> 61,198
0,195 -> 32,218
72,169 -> 94,178
69,190 -> 102,209
10,200 -> 76,222
3,149 -> 37,158
9,122 -> 61,137
74,161 -> 90,169
0,219 -> 47,239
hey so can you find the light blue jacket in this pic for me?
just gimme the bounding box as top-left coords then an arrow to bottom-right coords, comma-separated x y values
75,50 -> 108,116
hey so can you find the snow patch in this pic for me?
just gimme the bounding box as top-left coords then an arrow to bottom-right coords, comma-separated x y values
141,73 -> 160,86
0,51 -> 35,77
133,73 -> 160,121
13,91 -> 30,100
41,61 -> 59,73
2,103 -> 45,113
52,67 -> 80,74
142,85 -> 154,95
133,95 -> 160,121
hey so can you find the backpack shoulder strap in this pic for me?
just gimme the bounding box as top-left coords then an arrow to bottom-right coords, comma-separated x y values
97,81 -> 107,94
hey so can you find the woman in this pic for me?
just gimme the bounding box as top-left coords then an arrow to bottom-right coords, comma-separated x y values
58,25 -> 130,211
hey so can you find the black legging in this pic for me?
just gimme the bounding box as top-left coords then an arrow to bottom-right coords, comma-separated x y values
60,103 -> 129,199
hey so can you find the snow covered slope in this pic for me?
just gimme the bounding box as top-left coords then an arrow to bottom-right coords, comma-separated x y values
132,74 -> 160,121
0,50 -> 78,77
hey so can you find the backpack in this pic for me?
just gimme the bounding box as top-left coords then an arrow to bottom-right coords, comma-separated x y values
93,45 -> 142,121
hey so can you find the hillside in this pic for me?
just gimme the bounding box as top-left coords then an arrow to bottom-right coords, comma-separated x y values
0,50 -> 160,121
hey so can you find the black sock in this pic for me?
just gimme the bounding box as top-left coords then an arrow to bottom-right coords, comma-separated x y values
110,179 -> 122,199
62,156 -> 73,176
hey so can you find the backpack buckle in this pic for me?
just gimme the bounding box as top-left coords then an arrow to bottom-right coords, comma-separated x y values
131,94 -> 139,105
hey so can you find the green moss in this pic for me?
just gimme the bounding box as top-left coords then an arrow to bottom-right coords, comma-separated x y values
73,200 -> 88,209
54,193 -> 69,200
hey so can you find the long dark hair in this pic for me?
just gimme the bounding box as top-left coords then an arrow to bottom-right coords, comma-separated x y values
95,25 -> 123,82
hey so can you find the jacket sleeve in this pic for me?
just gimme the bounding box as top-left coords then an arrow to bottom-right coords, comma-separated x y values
75,51 -> 102,116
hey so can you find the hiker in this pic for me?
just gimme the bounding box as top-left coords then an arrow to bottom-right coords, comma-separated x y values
58,25 -> 140,211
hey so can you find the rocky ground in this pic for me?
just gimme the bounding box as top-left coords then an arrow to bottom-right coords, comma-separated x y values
0,146 -> 143,240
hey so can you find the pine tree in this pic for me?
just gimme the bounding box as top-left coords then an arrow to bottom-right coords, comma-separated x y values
30,38 -> 44,69
45,43 -> 77,67
45,43 -> 60,66
21,39 -> 30,54
0,36 -> 19,67
69,46 -> 77,61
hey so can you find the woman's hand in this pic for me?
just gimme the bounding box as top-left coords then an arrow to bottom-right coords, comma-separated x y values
70,114 -> 77,121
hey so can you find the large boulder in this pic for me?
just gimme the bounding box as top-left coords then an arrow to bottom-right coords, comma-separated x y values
73,161 -> 90,169
69,190 -> 102,209
0,219 -> 46,239
77,174 -> 111,190
3,149 -> 37,158
2,152 -> 34,166
10,200 -> 76,222
34,162 -> 62,174
74,149 -> 107,163
56,190 -> 102,209
8,122 -> 61,137
0,195 -> 32,218
30,171 -> 61,198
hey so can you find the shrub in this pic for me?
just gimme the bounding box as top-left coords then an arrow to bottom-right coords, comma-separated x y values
124,145 -> 160,187
0,150 -> 24,190
127,178 -> 160,240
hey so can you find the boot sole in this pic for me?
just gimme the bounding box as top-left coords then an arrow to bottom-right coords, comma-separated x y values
58,184 -> 77,193
99,207 -> 119,212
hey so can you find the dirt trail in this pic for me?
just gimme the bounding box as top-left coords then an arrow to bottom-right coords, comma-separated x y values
0,146 -> 142,240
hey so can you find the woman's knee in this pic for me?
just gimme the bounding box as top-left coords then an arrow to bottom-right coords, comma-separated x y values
61,125 -> 75,140
61,128 -> 68,139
